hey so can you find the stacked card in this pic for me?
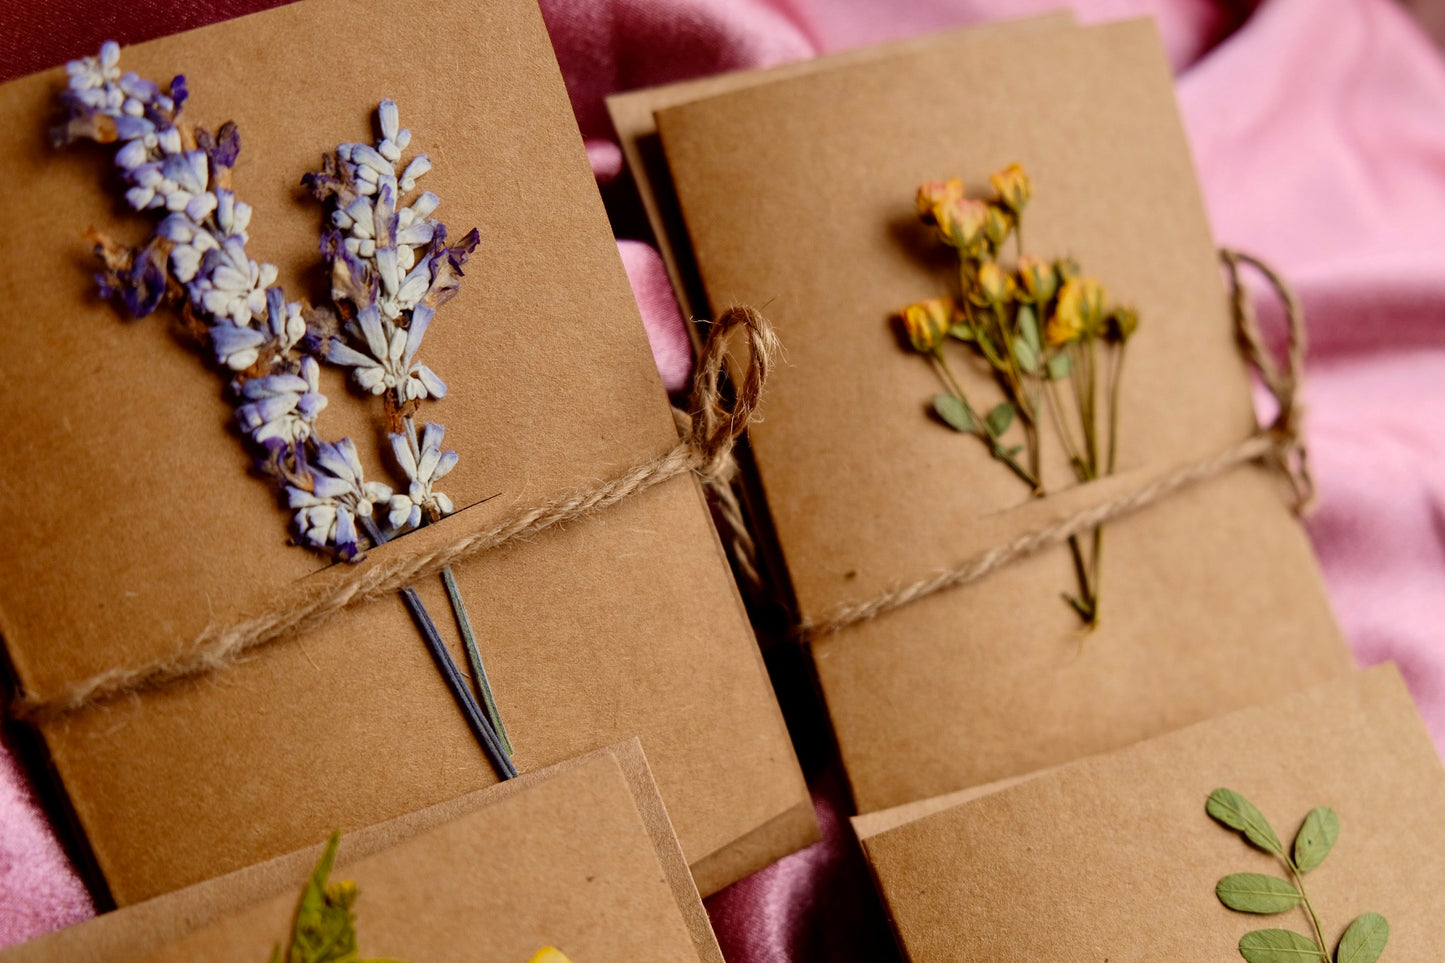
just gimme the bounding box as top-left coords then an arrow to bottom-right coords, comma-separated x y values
853,668 -> 1444,959
3,742 -> 724,963
0,0 -> 811,911
613,11 -> 1445,959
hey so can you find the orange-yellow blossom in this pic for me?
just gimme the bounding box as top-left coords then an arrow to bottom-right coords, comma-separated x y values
990,163 -> 1032,214
1047,276 -> 1107,347
900,297 -> 954,353
915,178 -> 964,225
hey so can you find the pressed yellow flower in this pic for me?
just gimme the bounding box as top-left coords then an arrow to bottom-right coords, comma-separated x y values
1106,305 -> 1139,342
976,262 -> 1015,307
982,203 -> 1012,247
1017,255 -> 1058,303
990,163 -> 1032,214
530,950 -> 574,963
899,297 -> 953,352
915,178 -> 964,225
935,196 -> 988,250
1047,276 -> 1106,346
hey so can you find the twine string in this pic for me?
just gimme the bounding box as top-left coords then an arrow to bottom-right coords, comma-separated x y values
13,251 -> 1306,719
796,248 -> 1312,639
12,306 -> 775,723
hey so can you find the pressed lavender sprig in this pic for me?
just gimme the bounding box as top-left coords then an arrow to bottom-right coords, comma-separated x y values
55,43 -> 514,777
55,42 -> 381,562
302,108 -> 512,755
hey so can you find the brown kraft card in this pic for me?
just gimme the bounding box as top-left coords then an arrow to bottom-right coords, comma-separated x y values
854,666 -> 1445,962
0,0 -> 813,905
606,11 -> 1075,333
647,18 -> 1353,813
4,741 -> 725,963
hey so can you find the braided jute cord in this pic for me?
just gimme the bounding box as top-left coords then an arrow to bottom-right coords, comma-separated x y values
12,305 -> 779,723
796,249 -> 1314,641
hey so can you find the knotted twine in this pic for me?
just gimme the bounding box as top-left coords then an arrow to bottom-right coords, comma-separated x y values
12,305 -> 779,723
14,249 -> 1305,719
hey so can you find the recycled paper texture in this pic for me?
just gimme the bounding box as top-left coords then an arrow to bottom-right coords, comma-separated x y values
855,666 -> 1445,962
607,11 -> 1074,332
0,0 -> 811,904
650,18 -> 1351,813
4,742 -> 725,963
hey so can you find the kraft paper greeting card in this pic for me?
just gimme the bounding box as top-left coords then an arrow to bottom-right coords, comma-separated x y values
0,0 -> 812,905
640,18 -> 1352,813
5,742 -> 724,963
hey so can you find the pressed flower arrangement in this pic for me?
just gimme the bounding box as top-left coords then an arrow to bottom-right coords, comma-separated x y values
54,42 -> 515,777
898,164 -> 1138,628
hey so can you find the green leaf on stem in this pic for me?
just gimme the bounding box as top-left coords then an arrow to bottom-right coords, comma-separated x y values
985,402 -> 1014,437
948,323 -> 976,342
1215,874 -> 1302,914
1018,303 -> 1042,354
1292,808 -> 1339,873
1207,788 -> 1284,856
1336,913 -> 1389,963
932,394 -> 975,433
1012,335 -> 1040,373
1238,929 -> 1325,962
1046,351 -> 1072,380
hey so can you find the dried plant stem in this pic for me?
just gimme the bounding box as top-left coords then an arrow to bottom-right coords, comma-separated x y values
361,517 -> 516,780
398,409 -> 513,757
932,352 -> 1039,490
1106,343 -> 1127,475
1043,374 -> 1087,473
439,563 -> 513,756
1284,857 -> 1331,962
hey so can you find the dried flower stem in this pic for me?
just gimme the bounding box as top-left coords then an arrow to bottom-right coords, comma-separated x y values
439,563 -> 513,757
1283,858 -> 1331,961
362,516 -> 516,779
901,165 -> 1138,628
931,351 -> 1039,490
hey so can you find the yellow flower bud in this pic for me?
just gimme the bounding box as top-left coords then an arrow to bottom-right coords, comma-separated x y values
982,203 -> 1012,247
916,178 -> 964,225
899,297 -> 954,353
530,949 -> 574,963
935,196 -> 989,251
990,163 -> 1032,214
1106,305 -> 1139,342
1047,277 -> 1106,347
976,262 -> 1015,307
1017,255 -> 1058,303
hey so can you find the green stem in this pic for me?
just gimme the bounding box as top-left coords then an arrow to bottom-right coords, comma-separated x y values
933,351 -> 1039,492
399,396 -> 514,758
1043,370 -> 1088,471
1285,857 -> 1331,963
1106,343 -> 1126,476
440,563 -> 514,756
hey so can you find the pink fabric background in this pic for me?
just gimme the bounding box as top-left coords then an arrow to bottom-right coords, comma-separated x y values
3,1 -> 1445,959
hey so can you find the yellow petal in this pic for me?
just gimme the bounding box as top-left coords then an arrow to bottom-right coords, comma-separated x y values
530,948 -> 573,963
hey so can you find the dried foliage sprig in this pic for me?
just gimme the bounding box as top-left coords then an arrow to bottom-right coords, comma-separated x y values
271,832 -> 575,963
271,832 -> 406,963
1208,788 -> 1389,963
897,164 -> 1137,628
55,42 -> 514,778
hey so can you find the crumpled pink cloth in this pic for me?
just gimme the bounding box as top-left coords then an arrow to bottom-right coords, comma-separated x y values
3,1 -> 1445,959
